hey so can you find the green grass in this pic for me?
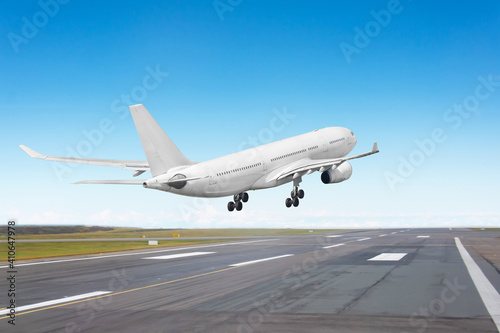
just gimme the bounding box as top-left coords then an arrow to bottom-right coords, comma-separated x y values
13,228 -> 347,240
8,239 -> 238,260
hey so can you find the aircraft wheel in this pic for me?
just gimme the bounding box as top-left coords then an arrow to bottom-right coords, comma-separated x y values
242,192 -> 249,203
285,198 -> 292,208
298,189 -> 304,199
293,197 -> 300,207
236,201 -> 243,211
227,201 -> 235,212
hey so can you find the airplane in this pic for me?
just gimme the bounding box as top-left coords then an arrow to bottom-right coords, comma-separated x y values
20,104 -> 379,211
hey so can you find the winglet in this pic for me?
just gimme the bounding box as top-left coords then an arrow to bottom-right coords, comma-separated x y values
372,142 -> 379,153
19,145 -> 46,159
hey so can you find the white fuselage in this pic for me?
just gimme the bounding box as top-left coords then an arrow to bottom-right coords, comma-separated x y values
149,127 -> 357,198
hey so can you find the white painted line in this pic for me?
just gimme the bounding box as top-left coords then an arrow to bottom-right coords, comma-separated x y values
417,236 -> 430,238
357,238 -> 371,242
0,239 -> 278,269
455,237 -> 500,331
0,291 -> 111,315
230,254 -> 293,267
323,243 -> 345,249
368,253 -> 407,261
391,232 -> 397,234
379,234 -> 387,237
327,235 -> 343,238
143,252 -> 215,260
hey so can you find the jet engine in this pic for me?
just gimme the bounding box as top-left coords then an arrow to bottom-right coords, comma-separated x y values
321,162 -> 352,184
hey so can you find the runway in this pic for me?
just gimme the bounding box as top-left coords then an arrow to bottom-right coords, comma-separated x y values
1,228 -> 500,332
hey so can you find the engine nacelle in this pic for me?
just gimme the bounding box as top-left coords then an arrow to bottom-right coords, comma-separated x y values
321,162 -> 352,184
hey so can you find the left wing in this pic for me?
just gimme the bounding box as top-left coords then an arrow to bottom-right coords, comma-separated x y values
270,142 -> 379,182
20,145 -> 149,177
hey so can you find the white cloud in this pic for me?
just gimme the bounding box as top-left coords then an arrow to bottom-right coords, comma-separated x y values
27,211 -> 77,225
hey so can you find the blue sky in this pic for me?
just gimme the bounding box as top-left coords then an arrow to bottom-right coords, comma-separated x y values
2,0 -> 499,228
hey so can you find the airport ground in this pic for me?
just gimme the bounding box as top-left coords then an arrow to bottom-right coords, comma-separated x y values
1,228 -> 499,332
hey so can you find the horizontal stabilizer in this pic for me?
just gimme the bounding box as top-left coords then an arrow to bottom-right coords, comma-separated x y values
73,180 -> 145,185
165,176 -> 204,184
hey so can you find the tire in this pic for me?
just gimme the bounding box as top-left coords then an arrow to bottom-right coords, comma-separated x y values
236,201 -> 243,211
242,192 -> 249,203
227,201 -> 235,212
285,198 -> 292,208
293,197 -> 299,207
298,189 -> 304,199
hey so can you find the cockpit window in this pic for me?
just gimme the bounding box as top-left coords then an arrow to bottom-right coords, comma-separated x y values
350,131 -> 354,136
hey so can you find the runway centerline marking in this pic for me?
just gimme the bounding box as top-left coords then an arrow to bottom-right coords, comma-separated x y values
323,243 -> 345,249
326,235 -> 343,238
229,254 -> 294,267
391,232 -> 397,234
368,253 -> 407,261
379,234 -> 387,237
417,236 -> 430,238
0,291 -> 111,316
357,237 -> 371,242
142,252 -> 215,260
0,239 -> 278,269
455,237 -> 500,331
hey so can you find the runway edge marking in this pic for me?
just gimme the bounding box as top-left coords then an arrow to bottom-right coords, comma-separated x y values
455,237 -> 500,331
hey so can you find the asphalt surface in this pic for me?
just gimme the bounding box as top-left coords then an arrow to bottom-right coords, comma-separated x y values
1,228 -> 499,332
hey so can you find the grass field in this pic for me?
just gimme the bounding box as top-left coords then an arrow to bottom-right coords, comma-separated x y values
14,228 -> 347,240
4,227 -> 348,260
8,239 -> 238,260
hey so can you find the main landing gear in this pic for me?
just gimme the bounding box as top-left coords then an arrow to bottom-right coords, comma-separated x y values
285,186 -> 304,208
227,192 -> 249,212
285,175 -> 305,208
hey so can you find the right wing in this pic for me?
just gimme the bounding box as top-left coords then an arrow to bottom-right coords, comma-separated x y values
19,145 -> 149,177
266,142 -> 379,182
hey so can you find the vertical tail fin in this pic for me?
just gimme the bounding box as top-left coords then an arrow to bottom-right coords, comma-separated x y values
129,104 -> 193,176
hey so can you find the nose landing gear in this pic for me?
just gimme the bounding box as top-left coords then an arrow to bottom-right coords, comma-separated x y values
227,192 -> 249,212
